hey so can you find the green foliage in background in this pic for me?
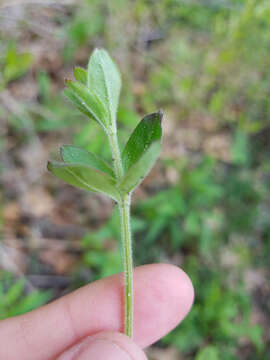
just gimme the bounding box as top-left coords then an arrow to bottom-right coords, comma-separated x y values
0,272 -> 52,319
0,42 -> 32,89
81,208 -> 147,279
135,158 -> 224,260
1,0 -> 270,358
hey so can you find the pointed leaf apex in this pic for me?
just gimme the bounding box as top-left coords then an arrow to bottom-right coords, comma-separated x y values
93,47 -> 106,54
158,109 -> 164,120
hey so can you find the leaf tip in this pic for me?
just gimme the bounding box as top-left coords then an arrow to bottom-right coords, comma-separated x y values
158,109 -> 164,122
93,47 -> 106,55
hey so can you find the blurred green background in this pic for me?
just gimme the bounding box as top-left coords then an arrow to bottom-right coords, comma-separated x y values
0,0 -> 270,359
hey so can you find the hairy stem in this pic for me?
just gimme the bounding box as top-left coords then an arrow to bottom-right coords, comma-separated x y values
119,193 -> 133,338
107,126 -> 133,338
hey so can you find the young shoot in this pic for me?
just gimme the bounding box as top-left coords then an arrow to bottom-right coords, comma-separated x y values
47,48 -> 163,338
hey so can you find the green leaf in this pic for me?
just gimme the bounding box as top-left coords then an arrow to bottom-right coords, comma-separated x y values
64,88 -> 94,119
47,161 -> 120,201
122,111 -> 163,172
88,48 -> 121,124
60,145 -> 114,177
119,111 -> 162,192
65,80 -> 109,126
119,141 -> 161,193
4,280 -> 24,306
7,290 -> 52,317
195,346 -> 220,360
74,67 -> 87,84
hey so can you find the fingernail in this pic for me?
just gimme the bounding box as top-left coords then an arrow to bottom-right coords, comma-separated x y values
58,331 -> 147,360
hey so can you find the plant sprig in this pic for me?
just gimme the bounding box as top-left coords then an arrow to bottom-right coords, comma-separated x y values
47,48 -> 163,337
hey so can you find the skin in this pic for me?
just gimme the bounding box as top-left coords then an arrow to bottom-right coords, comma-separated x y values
0,264 -> 194,359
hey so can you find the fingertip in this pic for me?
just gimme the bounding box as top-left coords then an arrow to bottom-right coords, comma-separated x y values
159,263 -> 195,317
133,263 -> 194,347
0,263 -> 194,359
58,331 -> 147,360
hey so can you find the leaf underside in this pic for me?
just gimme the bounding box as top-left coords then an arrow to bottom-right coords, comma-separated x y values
88,48 -> 121,124
64,88 -> 94,119
60,145 -> 114,178
65,80 -> 109,126
47,161 -> 120,201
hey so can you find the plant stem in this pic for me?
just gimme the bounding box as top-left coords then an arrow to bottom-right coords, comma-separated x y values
107,126 -> 133,338
119,193 -> 133,338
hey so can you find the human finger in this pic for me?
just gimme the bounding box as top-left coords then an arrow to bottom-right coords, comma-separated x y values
0,263 -> 194,360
